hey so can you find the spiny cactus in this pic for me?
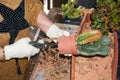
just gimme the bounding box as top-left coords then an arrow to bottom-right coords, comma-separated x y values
77,36 -> 112,56
77,30 -> 102,45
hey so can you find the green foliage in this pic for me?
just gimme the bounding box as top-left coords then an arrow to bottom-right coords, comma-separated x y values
61,0 -> 82,19
91,0 -> 120,35
78,36 -> 112,56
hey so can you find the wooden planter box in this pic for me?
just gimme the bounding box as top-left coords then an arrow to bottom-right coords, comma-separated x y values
71,9 -> 118,80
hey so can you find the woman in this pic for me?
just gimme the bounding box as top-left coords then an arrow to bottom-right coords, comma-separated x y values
0,0 -> 69,60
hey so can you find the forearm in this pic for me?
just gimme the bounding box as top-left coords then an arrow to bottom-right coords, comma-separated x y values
36,10 -> 70,39
37,10 -> 53,33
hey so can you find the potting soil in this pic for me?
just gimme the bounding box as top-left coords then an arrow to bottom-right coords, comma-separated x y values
31,47 -> 71,80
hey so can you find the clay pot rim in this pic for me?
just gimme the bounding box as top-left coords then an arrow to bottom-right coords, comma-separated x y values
58,33 -> 78,55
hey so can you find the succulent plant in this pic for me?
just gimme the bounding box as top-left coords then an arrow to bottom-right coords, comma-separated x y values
90,0 -> 120,35
61,0 -> 83,19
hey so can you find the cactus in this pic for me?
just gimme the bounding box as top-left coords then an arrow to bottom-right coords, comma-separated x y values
77,36 -> 111,56
76,30 -> 111,56
77,30 -> 102,45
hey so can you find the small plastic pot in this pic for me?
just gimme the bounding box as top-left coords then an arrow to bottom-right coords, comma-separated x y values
58,34 -> 77,55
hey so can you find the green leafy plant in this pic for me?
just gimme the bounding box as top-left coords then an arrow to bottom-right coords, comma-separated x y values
61,0 -> 83,19
91,0 -> 120,35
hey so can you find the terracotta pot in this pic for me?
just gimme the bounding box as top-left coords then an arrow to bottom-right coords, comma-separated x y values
58,34 -> 77,55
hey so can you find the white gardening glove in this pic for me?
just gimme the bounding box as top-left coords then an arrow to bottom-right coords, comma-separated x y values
4,37 -> 40,60
46,24 -> 70,39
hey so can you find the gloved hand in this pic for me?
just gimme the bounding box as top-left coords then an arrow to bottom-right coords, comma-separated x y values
46,24 -> 70,39
4,37 -> 40,60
